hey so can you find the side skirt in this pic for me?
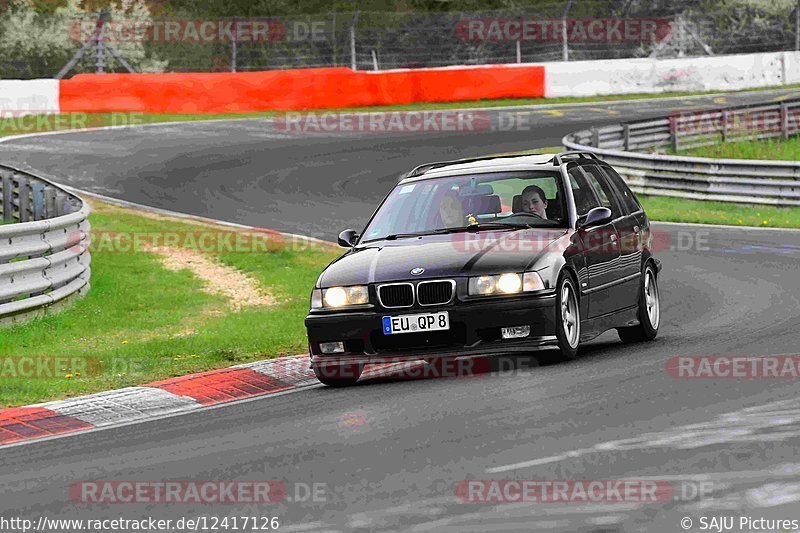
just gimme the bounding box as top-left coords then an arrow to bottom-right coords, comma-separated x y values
579,305 -> 639,342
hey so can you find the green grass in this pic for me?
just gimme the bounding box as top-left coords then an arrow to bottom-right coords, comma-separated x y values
3,83 -> 799,138
667,136 -> 800,226
0,200 -> 340,407
677,136 -> 800,161
638,195 -> 800,228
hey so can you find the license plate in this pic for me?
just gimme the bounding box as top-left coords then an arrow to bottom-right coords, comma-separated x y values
382,312 -> 450,335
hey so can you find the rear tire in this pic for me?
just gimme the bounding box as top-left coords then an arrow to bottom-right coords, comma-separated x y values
554,272 -> 580,361
618,262 -> 660,343
313,362 -> 363,387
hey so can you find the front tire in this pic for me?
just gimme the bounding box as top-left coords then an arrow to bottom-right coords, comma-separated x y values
618,262 -> 660,343
555,273 -> 580,361
313,361 -> 363,387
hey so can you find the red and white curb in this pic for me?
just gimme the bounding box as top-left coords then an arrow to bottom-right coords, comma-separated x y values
0,355 -> 432,447
0,355 -> 315,446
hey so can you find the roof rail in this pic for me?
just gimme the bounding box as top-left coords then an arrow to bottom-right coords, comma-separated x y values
551,151 -> 600,166
405,152 -> 543,179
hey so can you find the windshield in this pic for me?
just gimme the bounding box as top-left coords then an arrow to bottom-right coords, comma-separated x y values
361,171 -> 567,242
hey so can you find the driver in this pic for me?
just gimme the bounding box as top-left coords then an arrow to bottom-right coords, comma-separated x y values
520,185 -> 548,220
439,191 -> 465,228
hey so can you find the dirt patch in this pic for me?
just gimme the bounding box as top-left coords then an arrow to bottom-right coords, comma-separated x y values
147,246 -> 276,311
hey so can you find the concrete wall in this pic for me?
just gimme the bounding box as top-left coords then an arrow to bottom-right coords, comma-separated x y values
543,51 -> 800,97
0,79 -> 60,115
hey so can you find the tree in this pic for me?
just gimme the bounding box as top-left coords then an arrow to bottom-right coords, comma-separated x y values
0,0 -> 167,78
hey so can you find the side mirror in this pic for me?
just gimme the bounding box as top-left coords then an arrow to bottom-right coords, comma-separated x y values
578,207 -> 612,229
337,229 -> 358,248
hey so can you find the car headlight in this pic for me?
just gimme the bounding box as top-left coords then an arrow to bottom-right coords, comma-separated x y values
468,272 -> 545,296
311,286 -> 370,309
497,273 -> 522,293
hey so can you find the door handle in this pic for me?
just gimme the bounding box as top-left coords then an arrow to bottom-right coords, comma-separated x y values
610,234 -> 617,243
633,225 -> 640,233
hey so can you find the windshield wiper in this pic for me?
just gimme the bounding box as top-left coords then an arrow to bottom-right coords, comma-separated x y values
382,232 -> 429,240
367,223 -> 531,243
434,222 -> 533,234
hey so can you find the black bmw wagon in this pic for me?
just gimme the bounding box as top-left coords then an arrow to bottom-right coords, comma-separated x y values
305,152 -> 661,386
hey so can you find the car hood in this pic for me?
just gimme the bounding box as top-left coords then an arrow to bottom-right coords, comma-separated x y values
318,228 -> 569,287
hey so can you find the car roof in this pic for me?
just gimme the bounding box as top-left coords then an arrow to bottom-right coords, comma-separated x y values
398,152 -> 599,184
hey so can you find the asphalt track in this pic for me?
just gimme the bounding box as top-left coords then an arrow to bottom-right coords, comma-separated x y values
2,88 -> 800,532
2,87 -> 800,240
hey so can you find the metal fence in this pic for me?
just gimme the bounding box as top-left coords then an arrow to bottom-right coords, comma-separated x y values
2,0 -> 799,78
562,100 -> 800,206
0,166 -> 90,325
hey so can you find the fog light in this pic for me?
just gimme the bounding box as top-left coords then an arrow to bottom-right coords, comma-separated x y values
319,341 -> 345,354
501,325 -> 530,339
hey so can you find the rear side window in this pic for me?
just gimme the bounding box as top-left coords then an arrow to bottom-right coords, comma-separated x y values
601,166 -> 641,214
567,167 -> 602,217
580,165 -> 622,218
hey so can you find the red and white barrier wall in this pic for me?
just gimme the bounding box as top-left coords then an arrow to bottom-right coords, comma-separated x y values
57,64 -> 546,113
2,51 -> 799,115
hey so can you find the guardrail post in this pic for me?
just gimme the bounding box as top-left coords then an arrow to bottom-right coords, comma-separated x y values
781,103 -> 789,140
721,111 -> 728,143
17,175 -> 30,223
591,127 -> 599,147
56,191 -> 69,216
31,182 -> 45,221
45,186 -> 57,219
669,116 -> 678,152
231,18 -> 238,73
0,172 -> 10,221
622,124 -> 630,151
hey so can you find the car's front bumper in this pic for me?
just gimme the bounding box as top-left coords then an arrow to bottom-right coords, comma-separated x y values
305,292 -> 557,366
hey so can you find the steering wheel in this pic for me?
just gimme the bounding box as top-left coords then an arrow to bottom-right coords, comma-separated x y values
510,212 -> 545,220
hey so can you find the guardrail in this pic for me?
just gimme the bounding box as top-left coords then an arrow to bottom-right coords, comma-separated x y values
0,165 -> 90,325
562,100 -> 800,206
